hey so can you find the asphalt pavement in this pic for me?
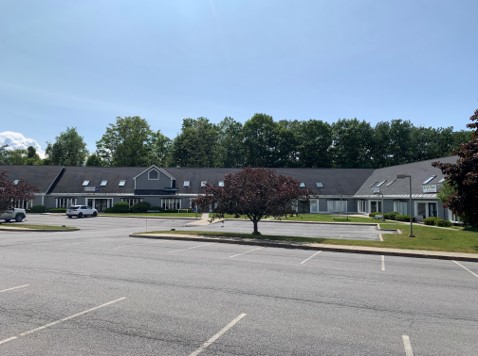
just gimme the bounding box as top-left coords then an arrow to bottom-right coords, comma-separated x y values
1,219 -> 478,355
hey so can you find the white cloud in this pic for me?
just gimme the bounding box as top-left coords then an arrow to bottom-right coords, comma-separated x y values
0,131 -> 45,158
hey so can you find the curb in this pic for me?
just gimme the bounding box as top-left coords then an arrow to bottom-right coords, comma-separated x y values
130,233 -> 478,263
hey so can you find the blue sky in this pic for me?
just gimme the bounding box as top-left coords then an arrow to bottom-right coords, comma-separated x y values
1,0 -> 477,156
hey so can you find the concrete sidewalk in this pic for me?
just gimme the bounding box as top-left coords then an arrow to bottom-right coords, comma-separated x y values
130,232 -> 478,263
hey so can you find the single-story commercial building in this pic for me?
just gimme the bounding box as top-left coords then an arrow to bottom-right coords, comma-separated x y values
0,156 -> 459,222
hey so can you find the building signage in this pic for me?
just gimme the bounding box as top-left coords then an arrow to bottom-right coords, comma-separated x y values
422,184 -> 437,193
371,187 -> 380,194
84,187 -> 97,192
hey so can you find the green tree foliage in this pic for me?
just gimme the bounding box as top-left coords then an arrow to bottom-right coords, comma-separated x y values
96,116 -> 153,167
26,146 -> 42,165
85,153 -> 105,167
170,118 -> 219,167
45,127 -> 88,166
35,114 -> 470,169
330,119 -> 375,168
290,119 -> 333,168
433,109 -> 478,226
149,130 -> 172,167
216,117 -> 245,168
243,113 -> 281,167
387,119 -> 414,165
195,168 -> 309,234
0,171 -> 37,213
410,127 -> 457,162
0,147 -> 42,166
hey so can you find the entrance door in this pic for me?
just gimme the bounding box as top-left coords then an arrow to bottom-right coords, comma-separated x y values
370,201 -> 382,213
417,202 -> 438,219
87,199 -> 112,212
428,202 -> 437,217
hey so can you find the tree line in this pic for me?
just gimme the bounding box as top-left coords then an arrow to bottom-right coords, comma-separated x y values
0,114 -> 471,168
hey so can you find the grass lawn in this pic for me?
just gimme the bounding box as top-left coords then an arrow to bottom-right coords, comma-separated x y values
101,212 -> 200,218
0,223 -> 78,231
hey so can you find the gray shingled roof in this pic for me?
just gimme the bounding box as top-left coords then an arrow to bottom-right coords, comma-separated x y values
0,165 -> 64,193
167,167 -> 374,196
50,166 -> 145,194
2,156 -> 458,199
354,156 -> 458,198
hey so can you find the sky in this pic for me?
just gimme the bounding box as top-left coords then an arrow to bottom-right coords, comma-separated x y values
1,0 -> 477,157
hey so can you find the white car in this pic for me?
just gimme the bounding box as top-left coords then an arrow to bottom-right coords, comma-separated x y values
0,208 -> 27,222
66,205 -> 98,218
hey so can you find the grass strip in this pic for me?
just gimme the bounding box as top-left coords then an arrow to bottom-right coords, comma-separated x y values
0,224 -> 78,231
147,222 -> 478,254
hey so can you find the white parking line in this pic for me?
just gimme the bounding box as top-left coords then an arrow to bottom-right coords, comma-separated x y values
381,255 -> 385,271
189,313 -> 246,356
168,242 -> 216,254
300,251 -> 322,264
402,335 -> 414,356
230,247 -> 264,258
453,261 -> 478,279
0,297 -> 126,346
114,241 -> 166,250
0,284 -> 29,293
64,241 -> 91,246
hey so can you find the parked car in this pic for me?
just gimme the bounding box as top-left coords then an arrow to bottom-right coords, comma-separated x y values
0,208 -> 27,222
66,205 -> 98,218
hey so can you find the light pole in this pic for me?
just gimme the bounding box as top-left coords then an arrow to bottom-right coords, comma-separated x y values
397,174 -> 415,237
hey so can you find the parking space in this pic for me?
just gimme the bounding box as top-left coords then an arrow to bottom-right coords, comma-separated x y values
1,216 -> 477,354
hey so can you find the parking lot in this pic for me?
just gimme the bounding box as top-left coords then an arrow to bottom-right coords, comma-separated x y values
1,215 -> 477,355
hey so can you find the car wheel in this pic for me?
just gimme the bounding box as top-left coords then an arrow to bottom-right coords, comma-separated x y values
92,211 -> 97,217
4,219 -> 11,223
67,215 -> 72,218
78,213 -> 83,218
15,214 -> 24,222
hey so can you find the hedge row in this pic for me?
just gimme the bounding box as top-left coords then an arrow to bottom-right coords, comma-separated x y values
423,217 -> 453,227
369,211 -> 415,222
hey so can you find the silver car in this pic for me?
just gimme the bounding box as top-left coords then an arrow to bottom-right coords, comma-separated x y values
0,208 -> 27,222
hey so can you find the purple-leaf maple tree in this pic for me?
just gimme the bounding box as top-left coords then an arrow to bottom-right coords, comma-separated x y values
0,172 -> 36,213
433,108 -> 478,226
195,167 -> 310,235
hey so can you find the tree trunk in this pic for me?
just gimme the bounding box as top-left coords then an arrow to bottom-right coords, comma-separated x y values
252,218 -> 260,235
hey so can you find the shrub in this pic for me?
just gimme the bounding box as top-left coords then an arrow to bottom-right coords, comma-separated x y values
384,211 -> 398,220
108,202 -> 130,213
29,205 -> 47,213
436,218 -> 452,227
396,214 -> 415,222
48,207 -> 67,213
369,212 -> 381,218
130,201 -> 151,213
424,217 -> 439,225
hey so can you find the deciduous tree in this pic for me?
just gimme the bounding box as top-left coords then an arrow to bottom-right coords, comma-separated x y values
96,116 -> 153,167
433,109 -> 478,226
170,118 -> 219,167
243,114 -> 279,167
45,127 -> 88,166
0,171 -> 37,213
195,168 -> 310,234
216,117 -> 245,168
330,119 -> 374,168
